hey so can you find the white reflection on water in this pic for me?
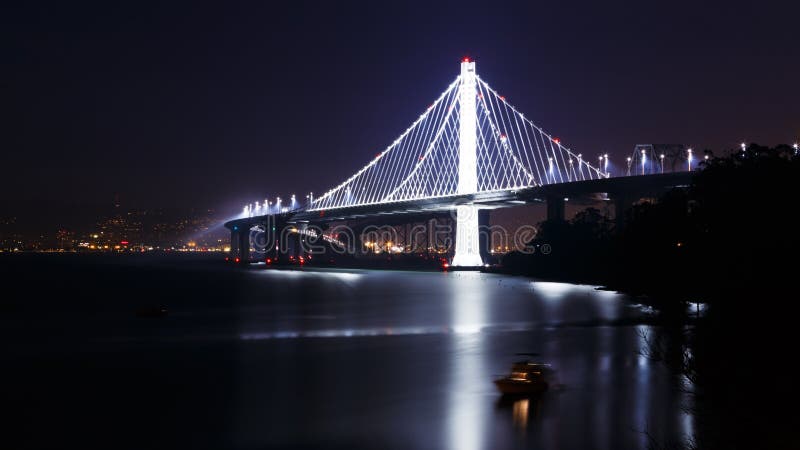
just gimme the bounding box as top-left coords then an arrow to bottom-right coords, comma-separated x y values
535,281 -> 625,323
240,325 -> 463,340
238,322 -> 541,341
448,272 -> 487,450
635,324 -> 653,449
534,281 -> 579,299
255,268 -> 363,284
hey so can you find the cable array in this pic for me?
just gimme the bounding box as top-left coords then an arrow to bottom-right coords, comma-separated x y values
309,73 -> 607,211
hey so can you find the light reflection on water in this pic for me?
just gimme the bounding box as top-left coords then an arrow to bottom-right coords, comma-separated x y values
6,258 -> 697,449
236,268 -> 692,448
512,398 -> 529,429
635,324 -> 653,449
448,272 -> 488,450
256,267 -> 364,284
534,281 -> 580,299
239,324 -> 486,340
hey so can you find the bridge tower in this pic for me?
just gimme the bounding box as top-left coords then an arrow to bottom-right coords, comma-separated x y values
452,59 -> 483,267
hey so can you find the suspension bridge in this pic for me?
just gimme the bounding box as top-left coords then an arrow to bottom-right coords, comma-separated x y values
225,59 -> 691,266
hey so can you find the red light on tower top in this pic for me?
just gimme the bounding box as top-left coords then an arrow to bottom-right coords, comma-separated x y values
462,56 -> 471,63
553,138 -> 561,144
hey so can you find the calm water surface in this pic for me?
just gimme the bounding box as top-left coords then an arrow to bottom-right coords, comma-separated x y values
3,255 -> 691,449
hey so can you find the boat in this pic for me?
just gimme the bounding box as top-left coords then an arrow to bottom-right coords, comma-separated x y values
493,355 -> 551,395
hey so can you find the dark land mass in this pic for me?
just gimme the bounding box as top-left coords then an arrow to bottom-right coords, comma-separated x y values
499,144 -> 800,449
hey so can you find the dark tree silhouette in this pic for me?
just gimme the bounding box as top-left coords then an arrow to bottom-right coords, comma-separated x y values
502,144 -> 800,449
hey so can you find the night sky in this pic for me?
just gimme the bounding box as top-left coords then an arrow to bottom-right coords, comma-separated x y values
3,1 -> 798,224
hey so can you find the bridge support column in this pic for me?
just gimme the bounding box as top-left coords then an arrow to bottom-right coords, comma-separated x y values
296,223 -> 308,258
238,227 -> 250,262
452,205 -> 483,267
614,195 -> 634,230
230,228 -> 240,259
546,196 -> 566,222
478,209 -> 490,262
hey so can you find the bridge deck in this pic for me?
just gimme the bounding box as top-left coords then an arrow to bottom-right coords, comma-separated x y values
226,172 -> 692,229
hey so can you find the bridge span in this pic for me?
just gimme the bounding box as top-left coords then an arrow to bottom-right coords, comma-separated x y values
225,59 -> 695,265
225,172 -> 692,264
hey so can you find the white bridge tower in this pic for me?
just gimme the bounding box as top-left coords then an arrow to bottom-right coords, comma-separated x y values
451,59 -> 483,267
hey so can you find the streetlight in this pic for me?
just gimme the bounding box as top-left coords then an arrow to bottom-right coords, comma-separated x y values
741,142 -> 747,152
660,154 -> 665,174
626,156 -> 632,176
794,143 -> 798,155
687,148 -> 694,171
604,153 -> 609,173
